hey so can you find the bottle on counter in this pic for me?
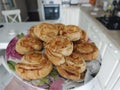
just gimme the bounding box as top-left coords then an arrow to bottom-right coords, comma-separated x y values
104,5 -> 112,17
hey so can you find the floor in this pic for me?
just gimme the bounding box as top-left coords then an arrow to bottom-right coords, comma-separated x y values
4,76 -> 39,90
0,64 -> 13,90
0,64 -> 40,90
0,49 -> 36,90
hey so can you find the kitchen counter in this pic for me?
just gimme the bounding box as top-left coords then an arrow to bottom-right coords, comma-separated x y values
79,6 -> 120,50
0,21 -> 58,49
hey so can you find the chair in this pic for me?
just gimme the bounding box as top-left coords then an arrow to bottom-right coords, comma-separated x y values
2,9 -> 22,23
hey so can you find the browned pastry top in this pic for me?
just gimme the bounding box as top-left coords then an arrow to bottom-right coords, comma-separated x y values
28,25 -> 38,38
54,23 -> 65,34
15,51 -> 52,80
34,23 -> 58,42
60,25 -> 82,41
15,36 -> 42,54
75,42 -> 99,61
45,36 -> 73,56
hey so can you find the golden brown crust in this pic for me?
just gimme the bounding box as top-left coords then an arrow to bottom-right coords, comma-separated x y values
34,23 -> 58,42
45,48 -> 65,65
65,52 -> 86,73
15,37 -> 42,55
74,30 -> 88,44
56,65 -> 85,81
15,51 -> 52,81
60,25 -> 82,41
54,23 -> 65,34
28,25 -> 38,38
56,52 -> 86,81
46,36 -> 73,56
45,36 -> 73,65
80,30 -> 88,42
75,42 -> 99,61
13,23 -> 99,82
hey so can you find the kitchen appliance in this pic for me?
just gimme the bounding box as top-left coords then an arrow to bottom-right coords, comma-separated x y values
43,4 -> 60,20
96,16 -> 120,30
37,0 -> 61,21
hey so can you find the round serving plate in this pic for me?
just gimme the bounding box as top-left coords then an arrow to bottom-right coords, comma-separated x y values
4,33 -> 102,90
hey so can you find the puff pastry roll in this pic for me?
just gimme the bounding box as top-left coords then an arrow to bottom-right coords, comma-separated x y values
45,36 -> 73,65
15,36 -> 42,54
15,51 -> 52,80
75,42 -> 99,61
34,23 -> 58,42
56,52 -> 86,81
60,25 -> 82,41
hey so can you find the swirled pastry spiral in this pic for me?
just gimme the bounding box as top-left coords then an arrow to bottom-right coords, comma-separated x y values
56,52 -> 86,81
45,48 -> 65,66
15,36 -> 42,54
28,25 -> 38,38
80,30 -> 88,42
54,23 -> 65,34
34,23 -> 58,42
75,42 -> 99,61
15,51 -> 53,80
60,25 -> 82,41
45,36 -> 73,65
75,30 -> 88,44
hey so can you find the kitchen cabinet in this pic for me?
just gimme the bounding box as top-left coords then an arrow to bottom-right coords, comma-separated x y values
61,6 -> 80,25
97,44 -> 120,90
79,7 -> 114,57
79,7 -> 120,90
112,68 -> 120,90
105,61 -> 120,90
79,10 -> 89,31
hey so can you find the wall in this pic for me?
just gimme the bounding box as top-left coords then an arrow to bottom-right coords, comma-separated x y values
25,0 -> 38,12
0,0 -> 28,22
0,0 -> 4,22
15,0 -> 28,21
25,0 -> 40,21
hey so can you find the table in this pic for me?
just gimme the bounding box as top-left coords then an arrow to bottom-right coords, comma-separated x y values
0,21 -> 60,49
0,22 -> 45,49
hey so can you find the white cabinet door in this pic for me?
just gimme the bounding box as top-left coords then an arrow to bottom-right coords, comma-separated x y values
79,11 -> 89,30
79,7 -> 120,90
105,49 -> 120,90
112,71 -> 120,90
97,44 -> 120,90
61,7 -> 80,25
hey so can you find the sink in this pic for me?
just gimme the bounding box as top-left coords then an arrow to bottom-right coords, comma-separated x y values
96,16 -> 120,30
